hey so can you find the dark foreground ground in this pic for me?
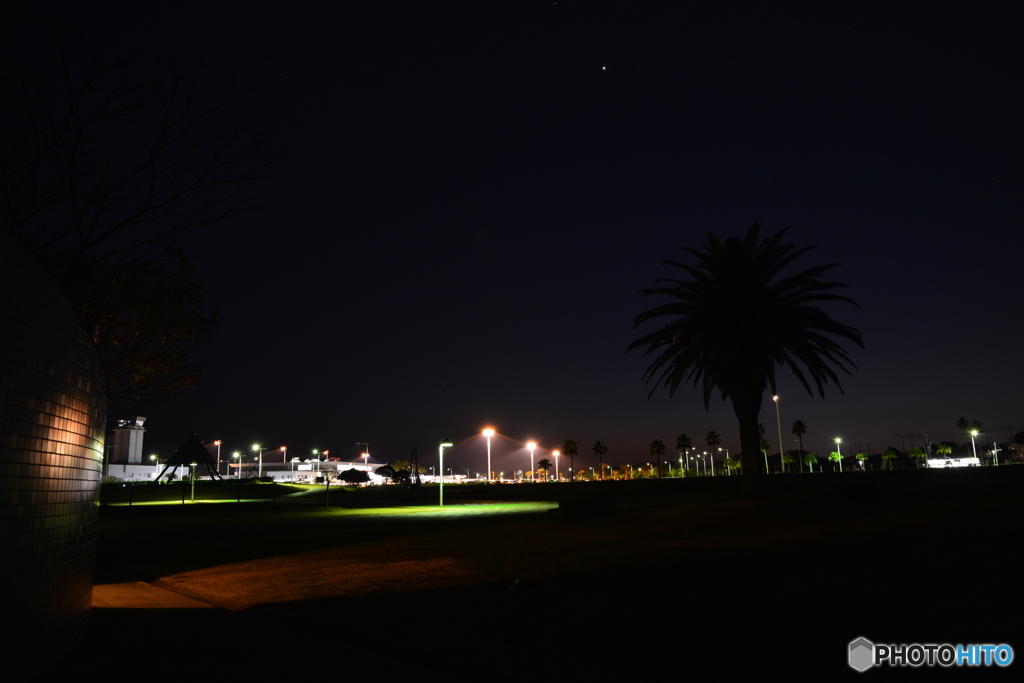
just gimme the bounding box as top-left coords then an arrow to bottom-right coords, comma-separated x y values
38,468 -> 1023,681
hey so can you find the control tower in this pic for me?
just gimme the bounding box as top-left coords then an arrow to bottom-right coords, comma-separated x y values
111,416 -> 147,463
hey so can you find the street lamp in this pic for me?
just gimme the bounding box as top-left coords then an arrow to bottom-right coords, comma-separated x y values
773,395 -> 784,473
553,450 -> 560,481
252,444 -> 263,477
362,452 -> 369,470
357,442 -> 369,468
213,440 -> 222,475
969,430 -> 979,462
151,454 -> 159,480
281,446 -> 287,464
834,438 -> 843,473
438,438 -> 453,506
233,452 -> 241,478
527,442 -> 536,482
483,428 -> 495,482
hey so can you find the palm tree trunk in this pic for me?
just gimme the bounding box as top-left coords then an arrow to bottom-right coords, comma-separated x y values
732,390 -> 764,496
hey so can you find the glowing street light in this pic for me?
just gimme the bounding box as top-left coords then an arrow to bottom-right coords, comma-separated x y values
969,430 -> 979,461
834,438 -> 843,473
252,444 -> 263,477
213,440 -> 222,475
438,438 -> 453,506
483,428 -> 495,482
233,452 -> 241,478
280,446 -> 287,465
527,442 -> 537,482
553,450 -> 560,481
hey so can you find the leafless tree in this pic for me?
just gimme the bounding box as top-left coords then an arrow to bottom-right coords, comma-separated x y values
1,23 -> 279,400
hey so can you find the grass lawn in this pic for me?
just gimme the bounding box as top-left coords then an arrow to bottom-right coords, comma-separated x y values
40,468 -> 1024,680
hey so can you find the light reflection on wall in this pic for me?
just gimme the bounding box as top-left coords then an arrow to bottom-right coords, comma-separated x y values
0,225 -> 106,667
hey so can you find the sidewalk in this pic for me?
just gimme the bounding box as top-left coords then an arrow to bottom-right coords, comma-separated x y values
92,580 -> 214,609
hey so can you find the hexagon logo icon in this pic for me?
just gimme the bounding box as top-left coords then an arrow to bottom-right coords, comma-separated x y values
849,637 -> 875,672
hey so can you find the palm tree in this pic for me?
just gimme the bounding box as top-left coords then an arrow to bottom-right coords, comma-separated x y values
562,439 -> 579,482
629,224 -> 863,490
649,439 -> 666,479
936,443 -> 952,465
882,447 -> 899,471
675,433 -> 693,476
804,451 -> 817,472
908,447 -> 926,469
828,451 -> 843,472
592,441 -> 608,480
791,419 -> 807,473
537,458 -> 552,481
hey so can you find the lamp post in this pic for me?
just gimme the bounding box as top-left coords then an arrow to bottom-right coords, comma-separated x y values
213,440 -> 222,475
773,395 -> 784,473
969,430 -> 979,462
233,452 -> 241,478
252,444 -> 263,477
527,442 -> 536,482
357,442 -> 369,469
151,454 -> 159,480
291,457 -> 299,482
834,438 -> 843,473
438,439 -> 453,506
483,428 -> 495,482
281,446 -> 287,464
553,450 -> 560,481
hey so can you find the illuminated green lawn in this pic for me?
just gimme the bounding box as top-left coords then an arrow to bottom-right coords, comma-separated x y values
96,472 -> 1024,617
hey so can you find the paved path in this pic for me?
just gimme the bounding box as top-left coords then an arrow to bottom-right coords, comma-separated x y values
92,581 -> 214,609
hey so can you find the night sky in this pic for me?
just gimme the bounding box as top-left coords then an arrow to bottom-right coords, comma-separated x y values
18,2 -> 1023,472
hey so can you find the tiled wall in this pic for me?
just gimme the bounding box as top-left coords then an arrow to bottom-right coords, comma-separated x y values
0,226 -> 106,662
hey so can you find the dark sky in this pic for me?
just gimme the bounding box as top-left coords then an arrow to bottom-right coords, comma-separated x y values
18,2 -> 1023,471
